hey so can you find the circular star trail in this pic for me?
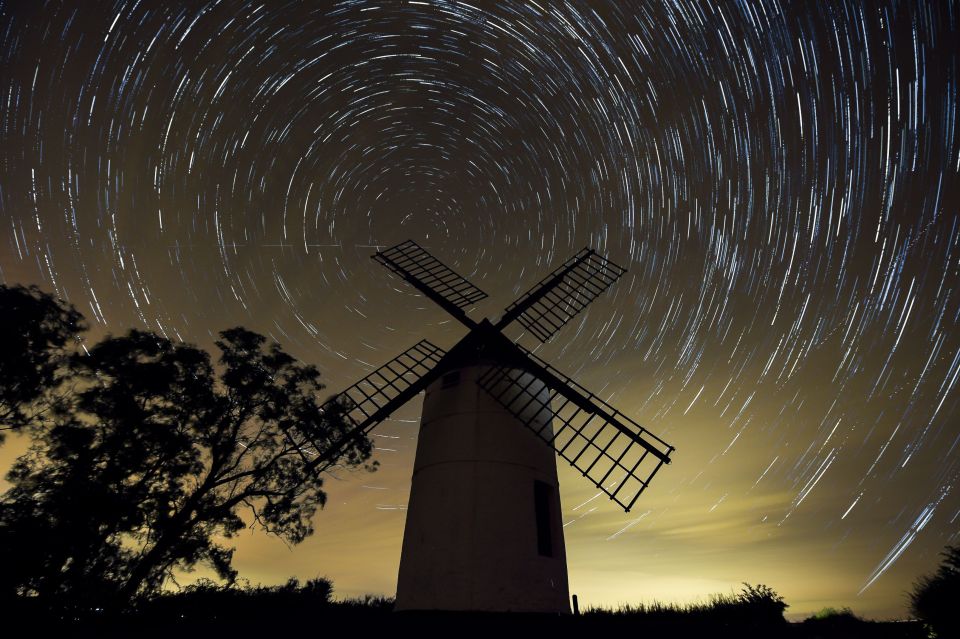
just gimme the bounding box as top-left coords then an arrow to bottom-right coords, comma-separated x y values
1,0 -> 958,618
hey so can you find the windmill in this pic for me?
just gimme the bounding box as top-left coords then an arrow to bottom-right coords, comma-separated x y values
298,240 -> 674,613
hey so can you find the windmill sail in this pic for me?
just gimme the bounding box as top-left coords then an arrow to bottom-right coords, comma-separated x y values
373,240 -> 487,326
477,346 -> 673,512
497,248 -> 626,342
301,339 -> 446,473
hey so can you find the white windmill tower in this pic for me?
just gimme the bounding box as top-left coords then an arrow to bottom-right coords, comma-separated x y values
299,241 -> 674,613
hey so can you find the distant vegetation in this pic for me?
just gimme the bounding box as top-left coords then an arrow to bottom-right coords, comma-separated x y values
136,577 -> 395,621
582,585 -> 925,638
11,579 -> 928,638
584,582 -> 788,627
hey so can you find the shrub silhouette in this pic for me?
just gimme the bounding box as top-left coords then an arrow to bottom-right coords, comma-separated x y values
584,582 -> 788,630
910,545 -> 960,638
706,583 -> 788,627
801,606 -> 866,636
808,606 -> 859,621
142,577 -> 336,621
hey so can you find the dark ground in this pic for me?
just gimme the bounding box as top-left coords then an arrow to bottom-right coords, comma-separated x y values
10,607 -> 926,639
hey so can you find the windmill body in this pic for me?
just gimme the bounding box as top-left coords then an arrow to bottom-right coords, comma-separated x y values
302,242 -> 674,614
395,327 -> 569,612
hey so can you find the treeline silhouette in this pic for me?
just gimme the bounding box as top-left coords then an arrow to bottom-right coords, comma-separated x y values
8,578 -> 929,638
582,588 -> 923,639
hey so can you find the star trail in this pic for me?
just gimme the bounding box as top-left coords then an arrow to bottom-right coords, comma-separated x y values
1,0 -> 958,619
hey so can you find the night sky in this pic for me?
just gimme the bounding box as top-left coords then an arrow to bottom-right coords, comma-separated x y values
1,0 -> 959,620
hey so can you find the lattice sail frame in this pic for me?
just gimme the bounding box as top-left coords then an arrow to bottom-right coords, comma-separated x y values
477,350 -> 673,512
331,339 -> 445,429
293,340 -> 446,473
503,249 -> 626,342
311,240 -> 674,512
374,240 -> 488,310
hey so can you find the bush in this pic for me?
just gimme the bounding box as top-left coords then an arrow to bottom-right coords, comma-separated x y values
338,593 -> 396,612
807,606 -> 859,621
141,577 -> 335,621
701,583 -> 788,627
910,545 -> 960,638
583,583 -> 788,630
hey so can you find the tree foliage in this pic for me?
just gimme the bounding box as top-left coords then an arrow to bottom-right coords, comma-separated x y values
910,545 -> 960,638
0,300 -> 376,608
0,284 -> 84,440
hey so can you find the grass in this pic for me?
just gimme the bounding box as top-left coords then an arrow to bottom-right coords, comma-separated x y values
5,582 -> 926,639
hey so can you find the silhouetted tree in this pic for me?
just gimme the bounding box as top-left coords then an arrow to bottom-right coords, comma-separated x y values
0,325 -> 375,608
910,545 -> 960,638
0,284 -> 84,441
